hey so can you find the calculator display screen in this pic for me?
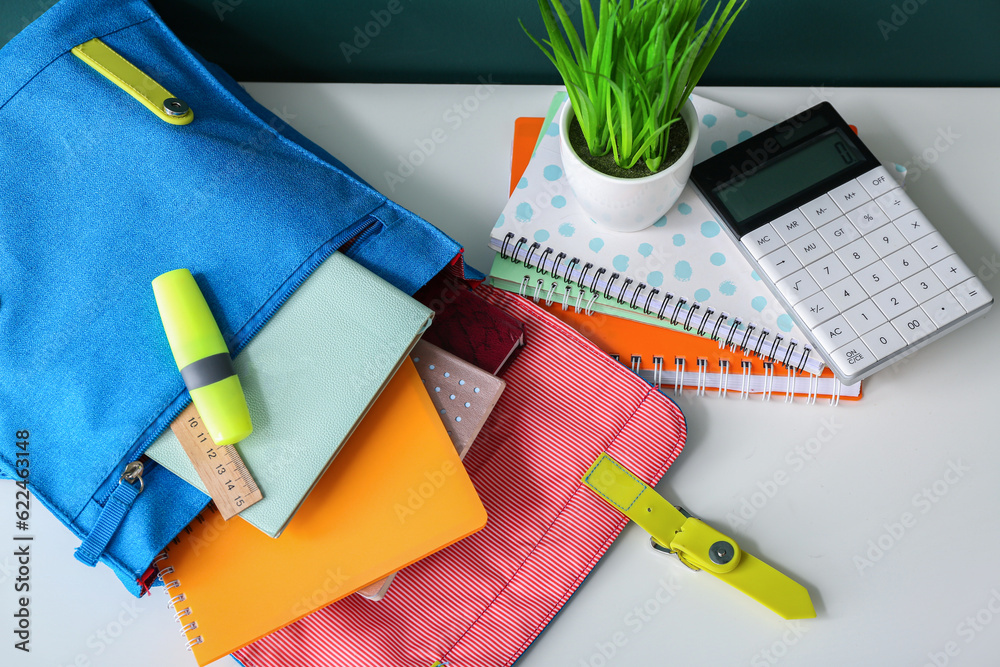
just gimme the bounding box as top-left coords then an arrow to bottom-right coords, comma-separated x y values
714,129 -> 864,225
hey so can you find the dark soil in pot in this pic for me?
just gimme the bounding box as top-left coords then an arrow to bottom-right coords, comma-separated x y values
569,114 -> 690,179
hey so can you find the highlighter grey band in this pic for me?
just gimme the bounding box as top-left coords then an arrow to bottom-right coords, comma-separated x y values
180,353 -> 236,391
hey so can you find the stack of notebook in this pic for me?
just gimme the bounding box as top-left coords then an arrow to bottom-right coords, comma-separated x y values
144,253 -> 519,664
486,93 -> 899,403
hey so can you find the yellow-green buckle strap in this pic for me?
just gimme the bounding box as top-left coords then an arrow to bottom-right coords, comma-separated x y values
582,453 -> 815,620
71,38 -> 193,125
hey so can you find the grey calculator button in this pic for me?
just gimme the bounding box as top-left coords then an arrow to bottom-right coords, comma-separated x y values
912,232 -> 954,265
859,166 -> 897,199
789,230 -> 832,264
855,259 -> 893,296
861,322 -> 906,360
921,291 -> 967,327
951,277 -> 993,313
872,284 -> 917,319
893,211 -> 933,243
827,338 -> 872,377
847,201 -> 890,234
901,268 -> 946,301
814,314 -> 854,351
825,276 -> 867,312
931,255 -> 974,289
892,307 -> 938,345
806,253 -> 850,289
837,238 -> 880,274
758,245 -> 802,281
796,292 -> 837,329
875,190 -> 918,220
817,217 -> 861,251
771,210 -> 813,243
801,194 -> 840,228
741,225 -> 782,260
884,246 -> 926,281
776,268 -> 821,305
843,299 -> 888,335
867,223 -> 908,258
828,178 -> 871,212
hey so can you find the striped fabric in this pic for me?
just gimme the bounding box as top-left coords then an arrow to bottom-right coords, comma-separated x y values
235,287 -> 686,667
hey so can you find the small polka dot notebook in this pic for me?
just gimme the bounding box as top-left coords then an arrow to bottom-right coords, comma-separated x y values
490,94 -> 905,376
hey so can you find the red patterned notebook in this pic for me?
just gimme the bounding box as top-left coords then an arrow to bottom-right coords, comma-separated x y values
416,275 -> 525,375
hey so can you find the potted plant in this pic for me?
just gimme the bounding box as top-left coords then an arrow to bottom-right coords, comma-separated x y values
523,0 -> 746,232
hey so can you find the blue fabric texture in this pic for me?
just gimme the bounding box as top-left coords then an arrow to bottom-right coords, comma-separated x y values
0,0 -> 470,594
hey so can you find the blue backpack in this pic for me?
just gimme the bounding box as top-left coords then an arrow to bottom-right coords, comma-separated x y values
0,0 -> 478,595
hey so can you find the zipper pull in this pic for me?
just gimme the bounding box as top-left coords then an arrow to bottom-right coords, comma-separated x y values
75,461 -> 145,567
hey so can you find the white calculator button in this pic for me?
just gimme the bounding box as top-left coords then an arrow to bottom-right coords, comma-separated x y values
796,292 -> 838,328
741,225 -> 782,260
901,268 -> 946,301
892,307 -> 938,345
788,230 -> 832,265
855,259 -> 893,296
931,255 -> 974,289
859,166 -> 897,199
872,284 -> 917,319
817,217 -> 862,251
776,268 -> 821,305
884,246 -> 926,280
866,223 -> 908,258
814,314 -> 854,350
771,209 -> 813,243
875,190 -> 917,220
836,238 -> 879,274
893,210 -> 933,243
828,178 -> 871,212
911,232 -> 954,265
806,253 -> 850,289
844,299 -> 888,335
846,201 -> 890,234
801,194 -> 840,228
825,276 -> 867,312
861,322 -> 907,360
827,338 -> 873,376
758,245 -> 802,281
921,291 -> 967,327
951,277 -> 993,313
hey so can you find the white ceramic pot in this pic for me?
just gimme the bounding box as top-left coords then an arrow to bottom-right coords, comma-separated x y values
559,98 -> 699,233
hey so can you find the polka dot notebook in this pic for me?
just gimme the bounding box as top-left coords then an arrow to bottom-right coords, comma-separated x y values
490,94 -> 905,376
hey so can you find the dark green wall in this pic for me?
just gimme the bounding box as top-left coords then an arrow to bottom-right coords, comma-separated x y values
3,0 -> 999,86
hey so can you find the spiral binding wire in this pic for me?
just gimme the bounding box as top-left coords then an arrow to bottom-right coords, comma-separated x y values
499,232 -> 814,372
157,549 -> 204,652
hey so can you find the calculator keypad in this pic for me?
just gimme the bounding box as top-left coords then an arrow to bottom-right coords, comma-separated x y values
740,167 -> 992,381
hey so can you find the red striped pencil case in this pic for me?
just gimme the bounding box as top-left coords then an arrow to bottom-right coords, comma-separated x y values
234,286 -> 687,667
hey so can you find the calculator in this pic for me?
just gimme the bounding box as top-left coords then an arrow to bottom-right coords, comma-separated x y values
691,102 -> 992,385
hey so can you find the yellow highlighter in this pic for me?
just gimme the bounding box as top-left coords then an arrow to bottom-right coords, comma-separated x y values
152,269 -> 252,447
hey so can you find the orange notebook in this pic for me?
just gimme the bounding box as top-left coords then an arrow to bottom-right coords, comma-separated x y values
158,359 -> 488,665
510,117 -> 860,403
543,302 -> 861,402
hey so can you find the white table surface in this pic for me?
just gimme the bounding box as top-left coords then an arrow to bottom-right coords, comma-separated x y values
4,85 -> 998,667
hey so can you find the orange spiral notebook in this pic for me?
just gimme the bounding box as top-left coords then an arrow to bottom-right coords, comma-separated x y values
510,116 -> 860,404
541,302 -> 861,402
157,359 -> 488,665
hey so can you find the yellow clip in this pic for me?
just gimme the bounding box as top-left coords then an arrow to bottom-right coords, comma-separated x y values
71,38 -> 193,126
582,453 -> 815,620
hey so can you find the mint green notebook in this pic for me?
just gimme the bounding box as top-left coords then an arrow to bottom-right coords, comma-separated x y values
145,252 -> 433,538
489,251 -> 696,333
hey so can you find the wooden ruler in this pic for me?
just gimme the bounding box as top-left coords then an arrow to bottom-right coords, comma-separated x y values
169,403 -> 263,520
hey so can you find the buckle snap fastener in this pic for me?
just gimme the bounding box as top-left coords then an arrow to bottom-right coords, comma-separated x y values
163,98 -> 190,117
